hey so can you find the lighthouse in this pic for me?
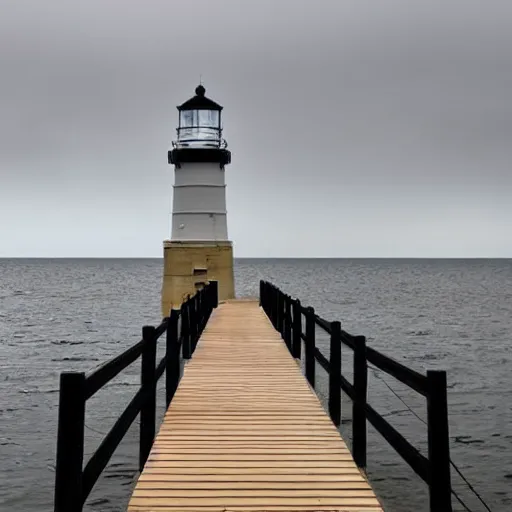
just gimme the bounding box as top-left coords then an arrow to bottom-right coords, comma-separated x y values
161,85 -> 235,315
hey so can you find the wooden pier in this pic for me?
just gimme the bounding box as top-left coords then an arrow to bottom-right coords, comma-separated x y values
54,281 -> 453,512
128,300 -> 383,511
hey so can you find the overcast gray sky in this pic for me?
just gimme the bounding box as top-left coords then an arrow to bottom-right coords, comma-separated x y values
1,0 -> 511,257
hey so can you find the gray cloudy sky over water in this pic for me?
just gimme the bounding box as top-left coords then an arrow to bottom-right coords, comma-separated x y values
1,0 -> 511,257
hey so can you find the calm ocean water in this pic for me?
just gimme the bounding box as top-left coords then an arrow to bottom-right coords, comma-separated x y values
1,258 -> 511,512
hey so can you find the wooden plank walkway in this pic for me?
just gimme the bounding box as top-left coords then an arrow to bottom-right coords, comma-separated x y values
128,300 -> 383,512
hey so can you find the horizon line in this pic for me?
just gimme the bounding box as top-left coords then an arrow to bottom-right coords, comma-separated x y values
1,256 -> 511,260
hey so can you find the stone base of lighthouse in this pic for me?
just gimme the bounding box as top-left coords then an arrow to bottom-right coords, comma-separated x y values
161,240 -> 235,316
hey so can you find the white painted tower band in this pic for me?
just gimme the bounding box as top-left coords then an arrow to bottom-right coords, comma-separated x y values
171,163 -> 229,241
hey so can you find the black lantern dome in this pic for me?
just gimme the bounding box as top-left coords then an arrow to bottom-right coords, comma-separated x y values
177,85 -> 223,112
169,85 -> 231,167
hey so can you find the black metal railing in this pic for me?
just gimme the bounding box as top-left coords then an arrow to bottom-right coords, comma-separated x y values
260,280 -> 452,512
53,281 -> 218,512
173,126 -> 228,149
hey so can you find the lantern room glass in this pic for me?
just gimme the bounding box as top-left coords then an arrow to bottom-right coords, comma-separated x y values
177,109 -> 221,147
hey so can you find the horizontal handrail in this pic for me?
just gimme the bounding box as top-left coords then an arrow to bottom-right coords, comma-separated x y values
259,279 -> 452,512
365,402 -> 430,482
313,314 -> 427,397
309,300 -> 428,395
155,355 -> 167,381
339,373 -> 355,401
315,315 -> 356,348
81,387 -> 147,501
314,347 -> 329,372
85,339 -> 145,400
366,346 -> 428,396
312,342 -> 355,401
85,320 -> 172,400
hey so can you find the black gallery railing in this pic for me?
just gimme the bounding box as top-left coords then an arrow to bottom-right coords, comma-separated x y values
260,280 -> 453,512
53,282 -> 218,512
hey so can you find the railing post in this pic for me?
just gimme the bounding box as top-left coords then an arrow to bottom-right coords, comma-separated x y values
202,288 -> 207,328
194,294 -> 200,351
274,289 -> 279,332
273,286 -> 279,329
427,370 -> 453,512
305,306 -> 315,388
292,299 -> 302,359
210,280 -> 218,308
196,291 -> 202,333
329,321 -> 342,427
182,300 -> 191,359
139,325 -> 157,472
284,296 -> 292,352
275,290 -> 281,332
54,372 -> 86,512
203,289 -> 208,329
275,286 -> 280,329
202,287 -> 208,321
277,291 -> 284,335
203,288 -> 208,324
281,293 -> 286,338
352,335 -> 368,469
270,286 -> 276,327
189,296 -> 197,353
197,293 -> 202,344
166,309 -> 181,407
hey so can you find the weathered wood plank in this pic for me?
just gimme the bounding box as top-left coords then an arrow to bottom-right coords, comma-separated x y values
141,467 -> 364,475
135,481 -> 371,489
131,489 -> 378,498
129,497 -> 381,506
128,508 -> 384,512
137,474 -> 367,482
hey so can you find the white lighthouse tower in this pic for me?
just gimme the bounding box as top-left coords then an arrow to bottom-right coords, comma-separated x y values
161,85 -> 235,314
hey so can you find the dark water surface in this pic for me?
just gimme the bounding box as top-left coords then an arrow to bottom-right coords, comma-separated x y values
1,258 -> 511,511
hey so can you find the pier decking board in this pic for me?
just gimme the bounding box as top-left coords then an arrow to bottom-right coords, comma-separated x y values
128,301 -> 383,512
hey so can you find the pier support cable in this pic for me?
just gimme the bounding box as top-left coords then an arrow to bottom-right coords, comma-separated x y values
368,364 -> 492,512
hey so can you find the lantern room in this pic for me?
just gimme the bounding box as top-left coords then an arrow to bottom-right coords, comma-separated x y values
175,85 -> 225,148
169,85 -> 231,166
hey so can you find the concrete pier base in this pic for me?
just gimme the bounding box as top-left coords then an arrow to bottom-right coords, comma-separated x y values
161,240 -> 235,316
